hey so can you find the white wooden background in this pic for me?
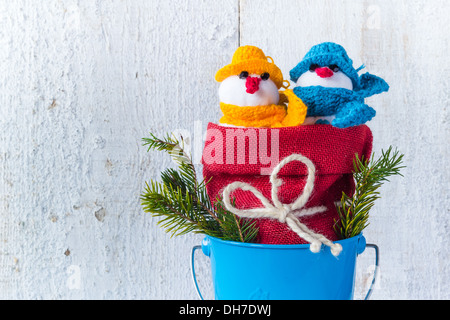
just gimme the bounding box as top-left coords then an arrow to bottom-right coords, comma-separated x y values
0,0 -> 448,300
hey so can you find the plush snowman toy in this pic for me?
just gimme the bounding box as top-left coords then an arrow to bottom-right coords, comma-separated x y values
290,42 -> 389,128
216,45 -> 307,128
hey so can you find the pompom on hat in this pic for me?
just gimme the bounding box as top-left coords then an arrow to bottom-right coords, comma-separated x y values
215,46 -> 285,89
290,42 -> 362,90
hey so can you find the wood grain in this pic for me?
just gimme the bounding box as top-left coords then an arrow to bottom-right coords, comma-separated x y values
0,0 -> 237,299
240,0 -> 449,299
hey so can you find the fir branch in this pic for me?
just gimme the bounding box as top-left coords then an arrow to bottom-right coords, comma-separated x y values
141,132 -> 258,243
333,146 -> 405,239
212,197 -> 259,243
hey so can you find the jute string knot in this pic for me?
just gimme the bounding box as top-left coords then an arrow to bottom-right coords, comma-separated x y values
277,205 -> 290,223
222,153 -> 343,256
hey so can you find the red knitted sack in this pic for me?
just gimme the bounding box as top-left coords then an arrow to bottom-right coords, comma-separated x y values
202,122 -> 373,245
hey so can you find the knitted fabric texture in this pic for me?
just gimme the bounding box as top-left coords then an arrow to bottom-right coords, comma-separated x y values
245,76 -> 262,94
220,102 -> 286,128
289,42 -> 361,89
202,122 -> 373,245
292,73 -> 388,128
219,89 -> 307,128
216,45 -> 284,89
289,42 -> 389,128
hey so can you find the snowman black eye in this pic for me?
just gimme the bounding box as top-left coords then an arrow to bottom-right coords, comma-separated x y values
239,71 -> 249,79
260,73 -> 270,80
309,64 -> 319,72
329,64 -> 340,72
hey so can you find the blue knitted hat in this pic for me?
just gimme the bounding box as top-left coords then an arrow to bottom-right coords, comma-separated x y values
290,42 -> 361,89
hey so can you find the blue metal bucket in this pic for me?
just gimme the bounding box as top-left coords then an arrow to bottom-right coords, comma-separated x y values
191,234 -> 379,300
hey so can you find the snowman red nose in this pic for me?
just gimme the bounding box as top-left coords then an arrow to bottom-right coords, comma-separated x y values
245,76 -> 261,94
315,67 -> 334,78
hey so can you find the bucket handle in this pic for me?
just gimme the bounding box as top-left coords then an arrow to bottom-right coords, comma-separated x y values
191,245 -> 204,300
363,243 -> 379,300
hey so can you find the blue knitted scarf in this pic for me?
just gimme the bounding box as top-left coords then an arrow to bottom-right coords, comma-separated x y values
292,72 -> 389,128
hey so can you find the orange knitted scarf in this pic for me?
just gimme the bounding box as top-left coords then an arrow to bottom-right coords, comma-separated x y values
220,103 -> 287,128
219,89 -> 307,128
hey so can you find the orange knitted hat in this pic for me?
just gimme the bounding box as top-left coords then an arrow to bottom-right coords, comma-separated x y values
215,46 -> 285,89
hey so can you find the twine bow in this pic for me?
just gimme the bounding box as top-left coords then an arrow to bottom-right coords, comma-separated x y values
222,153 -> 342,256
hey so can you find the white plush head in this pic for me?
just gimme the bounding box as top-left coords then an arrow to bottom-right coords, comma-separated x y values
296,65 -> 353,90
218,73 -> 279,107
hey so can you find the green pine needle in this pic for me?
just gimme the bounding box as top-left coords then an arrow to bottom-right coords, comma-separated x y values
333,146 -> 405,239
140,133 -> 258,243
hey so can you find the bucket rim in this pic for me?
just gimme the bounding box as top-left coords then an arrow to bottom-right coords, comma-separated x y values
203,233 -> 363,250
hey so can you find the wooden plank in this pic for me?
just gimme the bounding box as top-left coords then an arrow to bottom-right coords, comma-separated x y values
0,0 -> 238,299
240,0 -> 449,299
